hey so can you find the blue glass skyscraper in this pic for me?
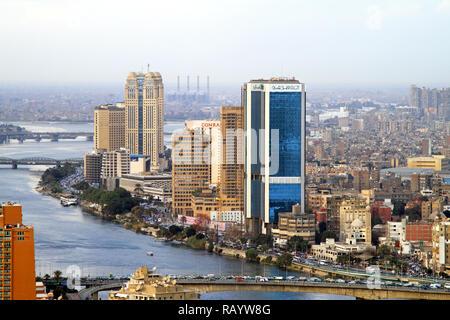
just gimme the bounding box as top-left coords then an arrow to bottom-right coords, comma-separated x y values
243,78 -> 306,235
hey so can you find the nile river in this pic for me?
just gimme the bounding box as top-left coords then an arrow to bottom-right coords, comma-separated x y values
0,121 -> 351,300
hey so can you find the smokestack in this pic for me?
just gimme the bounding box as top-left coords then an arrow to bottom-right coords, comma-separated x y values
207,75 -> 210,99
177,76 -> 180,92
187,75 -> 190,92
197,75 -> 200,93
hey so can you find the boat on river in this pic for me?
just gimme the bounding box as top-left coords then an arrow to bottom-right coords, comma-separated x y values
146,252 -> 154,256
60,197 -> 78,206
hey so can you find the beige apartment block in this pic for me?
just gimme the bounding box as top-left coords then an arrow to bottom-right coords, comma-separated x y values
94,104 -> 125,152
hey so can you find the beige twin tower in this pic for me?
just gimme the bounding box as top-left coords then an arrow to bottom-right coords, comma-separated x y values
94,71 -> 164,172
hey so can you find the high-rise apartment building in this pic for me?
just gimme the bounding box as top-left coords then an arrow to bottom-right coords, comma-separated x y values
219,106 -> 244,214
101,148 -> 130,178
94,104 -> 125,152
410,85 -> 450,120
0,202 -> 36,300
243,78 -> 306,235
125,72 -> 164,171
83,150 -> 103,184
185,120 -> 221,186
172,127 -> 211,216
422,138 -> 431,156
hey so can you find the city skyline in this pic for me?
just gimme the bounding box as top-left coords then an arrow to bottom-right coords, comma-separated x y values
1,0 -> 450,86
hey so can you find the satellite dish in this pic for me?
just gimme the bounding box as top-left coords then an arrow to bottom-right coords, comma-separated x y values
152,266 -> 157,272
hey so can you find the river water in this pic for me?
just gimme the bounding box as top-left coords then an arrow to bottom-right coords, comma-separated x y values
0,121 -> 351,300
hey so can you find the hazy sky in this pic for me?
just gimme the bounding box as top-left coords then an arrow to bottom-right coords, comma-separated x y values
1,0 -> 449,87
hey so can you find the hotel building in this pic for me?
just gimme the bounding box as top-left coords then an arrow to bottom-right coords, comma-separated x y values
0,202 -> 36,300
125,72 -> 164,171
172,127 -> 211,216
243,78 -> 306,235
94,104 -> 125,152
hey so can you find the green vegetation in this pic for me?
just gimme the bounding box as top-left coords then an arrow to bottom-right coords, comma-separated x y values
262,256 -> 273,264
245,248 -> 260,262
185,235 -> 207,250
81,187 -> 139,215
40,162 -> 76,193
392,200 -> 406,216
276,253 -> 293,269
286,236 -> 310,252
207,240 -> 214,252
320,230 -> 338,243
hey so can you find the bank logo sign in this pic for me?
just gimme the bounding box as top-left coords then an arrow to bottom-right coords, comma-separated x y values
271,84 -> 301,91
252,84 -> 264,90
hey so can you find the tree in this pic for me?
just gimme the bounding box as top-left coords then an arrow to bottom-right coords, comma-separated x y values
318,222 -> 327,233
320,231 -> 337,243
180,215 -> 187,227
371,216 -> 383,226
263,256 -> 272,264
392,201 -> 405,216
286,236 -> 309,252
207,240 -> 214,252
246,248 -> 259,262
53,270 -> 62,283
185,226 -> 196,238
134,184 -> 144,195
276,253 -> 293,269
193,214 -> 210,233
169,225 -> 183,236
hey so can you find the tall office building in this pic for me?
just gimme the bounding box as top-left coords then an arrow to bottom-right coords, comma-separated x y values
185,120 -> 221,186
409,85 -> 421,109
125,72 -> 164,171
422,138 -> 432,156
94,104 -> 125,152
243,78 -> 306,235
172,127 -> 211,216
219,106 -> 245,214
0,202 -> 36,300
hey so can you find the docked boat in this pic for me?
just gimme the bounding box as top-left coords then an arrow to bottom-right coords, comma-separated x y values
60,197 -> 78,206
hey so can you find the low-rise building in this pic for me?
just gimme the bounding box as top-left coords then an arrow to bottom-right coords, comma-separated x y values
108,266 -> 199,300
272,204 -> 316,247
311,238 -> 374,262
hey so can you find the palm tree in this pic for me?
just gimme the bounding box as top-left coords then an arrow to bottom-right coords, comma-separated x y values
134,184 -> 144,196
53,270 -> 62,283
43,274 -> 51,281
181,215 -> 187,227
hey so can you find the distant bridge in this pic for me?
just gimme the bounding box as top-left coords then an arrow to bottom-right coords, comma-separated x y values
0,157 -> 83,168
0,131 -> 93,142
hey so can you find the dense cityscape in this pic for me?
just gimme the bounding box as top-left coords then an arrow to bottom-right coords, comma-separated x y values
1,1 -> 450,316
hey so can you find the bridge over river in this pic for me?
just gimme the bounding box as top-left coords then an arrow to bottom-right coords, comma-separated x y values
0,157 -> 83,168
74,278 -> 450,301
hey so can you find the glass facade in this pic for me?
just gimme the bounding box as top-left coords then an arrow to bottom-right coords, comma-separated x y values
269,92 -> 302,177
268,91 -> 302,222
269,183 -> 302,223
